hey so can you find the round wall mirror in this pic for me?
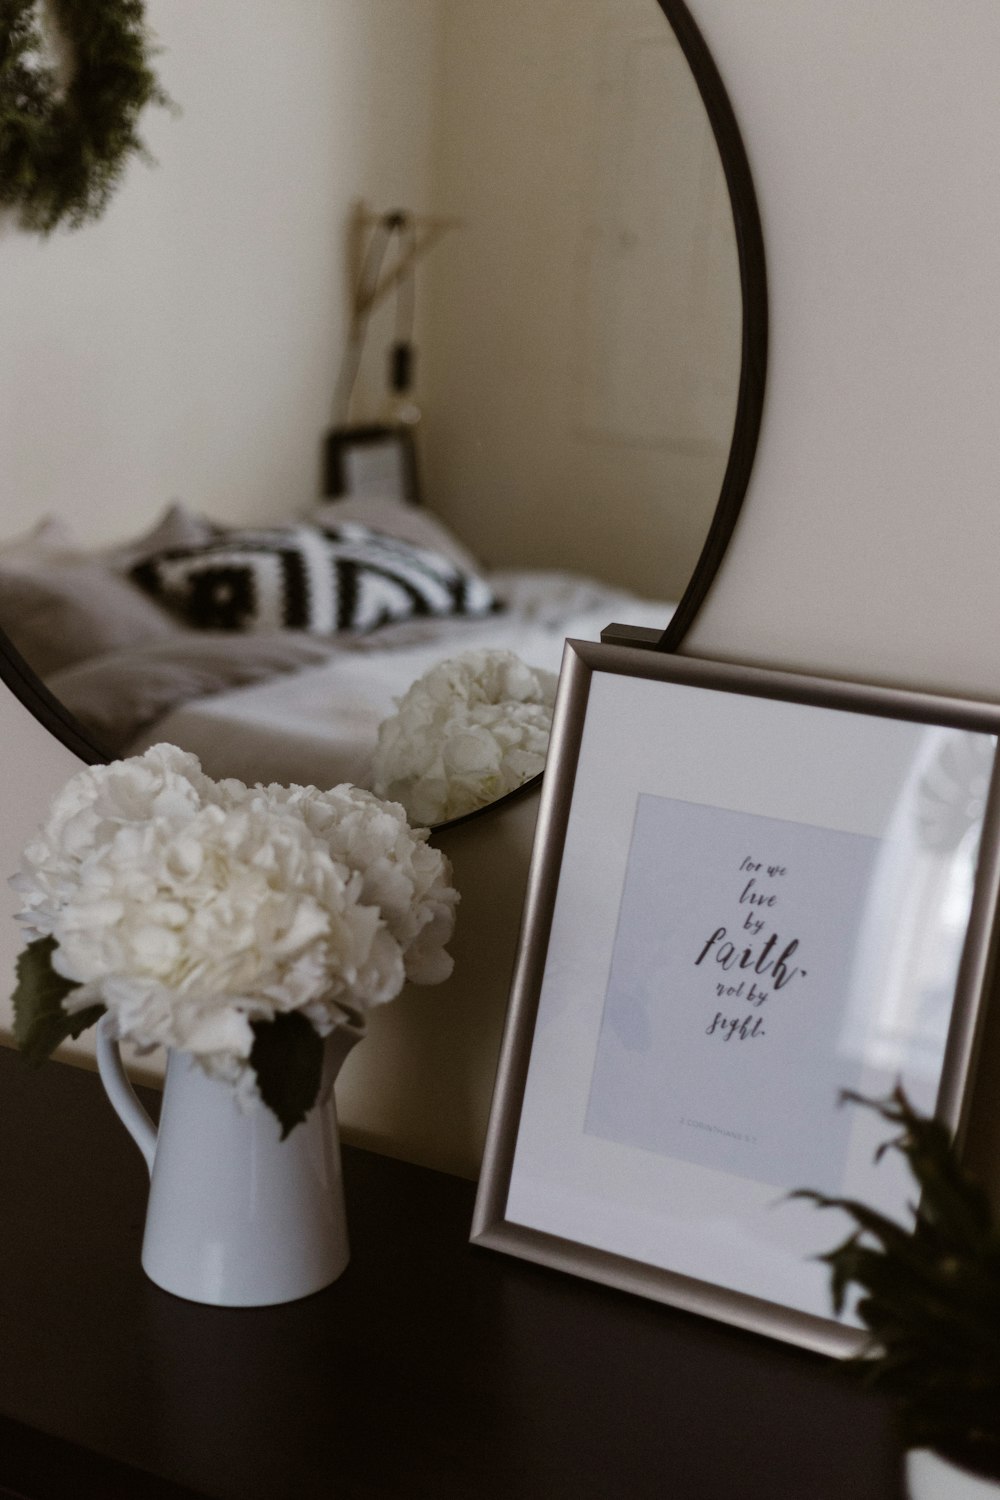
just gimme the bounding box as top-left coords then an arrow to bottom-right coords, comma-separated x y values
0,0 -> 764,832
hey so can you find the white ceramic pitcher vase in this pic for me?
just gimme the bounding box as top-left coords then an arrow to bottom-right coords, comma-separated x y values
95,1010 -> 365,1307
908,1450 -> 1000,1500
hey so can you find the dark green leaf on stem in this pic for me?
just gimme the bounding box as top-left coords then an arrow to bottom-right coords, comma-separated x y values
12,935 -> 103,1065
250,1011 -> 324,1139
798,1087 -> 1000,1465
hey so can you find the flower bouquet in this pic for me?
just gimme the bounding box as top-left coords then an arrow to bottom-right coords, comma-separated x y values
11,743 -> 459,1137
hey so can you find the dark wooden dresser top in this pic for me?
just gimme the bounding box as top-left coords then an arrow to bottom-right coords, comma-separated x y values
0,1046 -> 905,1499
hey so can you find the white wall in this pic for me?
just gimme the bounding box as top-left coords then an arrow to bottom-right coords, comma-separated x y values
420,0 -> 741,600
683,0 -> 1000,705
0,0 -> 441,545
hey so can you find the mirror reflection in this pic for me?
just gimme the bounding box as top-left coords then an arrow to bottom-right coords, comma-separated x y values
0,0 -> 741,827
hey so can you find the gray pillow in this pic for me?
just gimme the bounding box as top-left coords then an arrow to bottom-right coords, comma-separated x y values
0,502 -> 216,677
101,501 -> 216,572
0,560 -> 181,678
47,631 -> 335,750
0,515 -> 77,566
309,497 -> 482,576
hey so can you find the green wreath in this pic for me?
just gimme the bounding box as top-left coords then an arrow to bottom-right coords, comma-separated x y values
0,0 -> 169,234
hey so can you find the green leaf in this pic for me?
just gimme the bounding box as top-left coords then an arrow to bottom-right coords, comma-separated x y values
249,1011 -> 325,1140
797,1087 -> 1000,1457
12,935 -> 104,1065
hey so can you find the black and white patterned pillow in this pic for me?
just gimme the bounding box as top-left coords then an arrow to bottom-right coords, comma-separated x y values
131,523 -> 500,636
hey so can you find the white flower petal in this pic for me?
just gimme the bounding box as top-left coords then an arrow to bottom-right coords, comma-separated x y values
372,649 -> 555,825
13,743 -> 458,1112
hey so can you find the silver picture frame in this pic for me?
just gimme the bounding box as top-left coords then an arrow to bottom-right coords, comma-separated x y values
471,641 -> 1000,1356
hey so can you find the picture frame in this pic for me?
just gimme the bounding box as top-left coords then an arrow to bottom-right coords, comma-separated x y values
471,641 -> 1000,1356
323,423 -> 421,505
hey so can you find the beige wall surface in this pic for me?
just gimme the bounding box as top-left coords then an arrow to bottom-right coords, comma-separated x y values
683,0 -> 1000,705
0,0 -> 441,547
421,0 -> 741,600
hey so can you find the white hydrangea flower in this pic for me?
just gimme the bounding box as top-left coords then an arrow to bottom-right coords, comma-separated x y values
253,782 -> 459,985
372,649 -> 557,826
12,742 -> 219,945
12,743 -> 459,1100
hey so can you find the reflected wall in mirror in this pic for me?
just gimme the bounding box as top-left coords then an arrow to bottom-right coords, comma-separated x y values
0,0 -> 755,829
420,0 -> 742,601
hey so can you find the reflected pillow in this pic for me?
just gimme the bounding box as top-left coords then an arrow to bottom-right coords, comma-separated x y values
47,630 -> 335,751
0,515 -> 79,569
131,522 -> 500,636
101,500 -> 217,572
0,503 -> 214,575
309,497 -> 482,576
0,559 -> 181,678
0,503 -> 216,678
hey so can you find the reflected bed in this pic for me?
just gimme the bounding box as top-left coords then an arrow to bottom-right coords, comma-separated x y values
1,500 -> 673,798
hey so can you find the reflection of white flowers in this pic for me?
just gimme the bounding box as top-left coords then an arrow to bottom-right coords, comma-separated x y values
372,650 -> 558,826
916,731 -> 995,852
12,744 -> 458,1100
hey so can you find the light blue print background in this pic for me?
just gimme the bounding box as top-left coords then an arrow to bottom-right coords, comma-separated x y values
584,795 -> 883,1192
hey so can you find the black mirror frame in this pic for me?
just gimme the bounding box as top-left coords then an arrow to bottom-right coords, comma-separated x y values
652,0 -> 767,652
0,0 -> 767,823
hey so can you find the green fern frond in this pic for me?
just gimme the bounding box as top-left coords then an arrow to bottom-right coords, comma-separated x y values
802,1089 -> 1000,1473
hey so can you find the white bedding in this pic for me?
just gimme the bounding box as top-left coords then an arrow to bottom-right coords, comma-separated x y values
125,571 -> 673,791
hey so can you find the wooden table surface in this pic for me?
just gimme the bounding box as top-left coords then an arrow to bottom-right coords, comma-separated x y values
0,1046 -> 906,1500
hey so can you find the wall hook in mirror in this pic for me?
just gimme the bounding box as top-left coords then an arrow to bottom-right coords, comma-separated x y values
349,200 -> 463,323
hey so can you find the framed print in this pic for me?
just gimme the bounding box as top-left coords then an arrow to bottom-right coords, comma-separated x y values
471,642 -> 1000,1355
323,423 -> 421,505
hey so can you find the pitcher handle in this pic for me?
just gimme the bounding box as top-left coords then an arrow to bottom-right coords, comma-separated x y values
95,1012 -> 157,1175
320,1008 -> 368,1102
